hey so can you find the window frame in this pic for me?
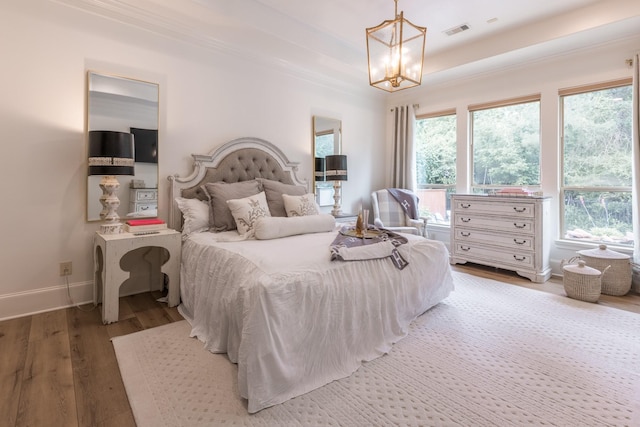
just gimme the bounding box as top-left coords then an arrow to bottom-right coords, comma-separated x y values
558,78 -> 633,246
469,94 -> 542,194
414,108 -> 457,226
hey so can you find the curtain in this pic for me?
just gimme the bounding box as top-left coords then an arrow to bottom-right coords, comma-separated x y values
391,105 -> 416,190
632,54 -> 640,292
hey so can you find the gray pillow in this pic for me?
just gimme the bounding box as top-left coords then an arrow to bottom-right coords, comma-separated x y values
203,180 -> 261,231
257,178 -> 306,217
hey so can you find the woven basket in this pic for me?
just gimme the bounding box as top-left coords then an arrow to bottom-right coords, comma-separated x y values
577,245 -> 631,296
561,259 -> 608,303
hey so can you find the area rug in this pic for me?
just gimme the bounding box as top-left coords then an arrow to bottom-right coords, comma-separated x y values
112,271 -> 640,426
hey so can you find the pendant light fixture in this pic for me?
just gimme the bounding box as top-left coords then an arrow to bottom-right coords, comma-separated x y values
366,0 -> 427,92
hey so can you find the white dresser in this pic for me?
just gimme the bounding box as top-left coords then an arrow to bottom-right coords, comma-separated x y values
129,188 -> 158,214
450,194 -> 551,283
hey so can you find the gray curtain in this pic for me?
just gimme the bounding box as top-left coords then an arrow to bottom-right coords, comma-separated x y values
391,105 -> 416,190
632,54 -> 640,292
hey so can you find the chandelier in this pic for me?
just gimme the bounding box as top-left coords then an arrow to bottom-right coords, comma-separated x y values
366,0 -> 426,92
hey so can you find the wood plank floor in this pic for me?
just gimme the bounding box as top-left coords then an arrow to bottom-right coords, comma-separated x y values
1,266 -> 638,427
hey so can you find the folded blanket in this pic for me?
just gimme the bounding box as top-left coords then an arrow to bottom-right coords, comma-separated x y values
330,226 -> 409,269
387,188 -> 420,220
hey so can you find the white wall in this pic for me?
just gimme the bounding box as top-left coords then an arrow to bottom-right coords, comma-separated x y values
390,35 -> 640,277
0,1 -> 387,320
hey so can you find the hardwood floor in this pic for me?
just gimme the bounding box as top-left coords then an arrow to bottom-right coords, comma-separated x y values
0,291 -> 183,427
1,266 -> 638,427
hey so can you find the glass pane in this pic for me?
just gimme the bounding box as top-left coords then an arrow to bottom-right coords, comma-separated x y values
315,134 -> 335,157
415,187 -> 455,225
415,115 -> 457,186
563,190 -> 633,246
562,86 -> 632,186
472,101 -> 540,186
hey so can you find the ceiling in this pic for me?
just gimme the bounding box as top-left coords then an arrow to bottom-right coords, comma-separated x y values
58,0 -> 640,91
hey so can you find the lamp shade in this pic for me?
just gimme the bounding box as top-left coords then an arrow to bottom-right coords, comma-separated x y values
325,154 -> 347,181
88,130 -> 135,176
314,157 -> 326,181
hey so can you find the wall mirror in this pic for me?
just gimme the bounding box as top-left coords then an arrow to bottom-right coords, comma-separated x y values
312,116 -> 341,206
87,71 -> 159,221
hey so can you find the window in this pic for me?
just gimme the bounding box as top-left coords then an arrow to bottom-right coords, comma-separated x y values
470,95 -> 541,193
415,110 -> 456,224
560,80 -> 633,246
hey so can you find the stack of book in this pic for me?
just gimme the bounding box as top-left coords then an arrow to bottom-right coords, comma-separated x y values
496,187 -> 543,197
125,218 -> 167,234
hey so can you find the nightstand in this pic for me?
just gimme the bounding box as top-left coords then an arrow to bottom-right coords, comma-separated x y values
333,213 -> 358,224
93,229 -> 181,324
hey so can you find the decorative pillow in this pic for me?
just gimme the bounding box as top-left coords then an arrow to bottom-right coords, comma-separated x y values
203,180 -> 261,231
257,178 -> 306,217
226,191 -> 271,236
254,214 -> 336,240
282,193 -> 320,217
175,197 -> 210,240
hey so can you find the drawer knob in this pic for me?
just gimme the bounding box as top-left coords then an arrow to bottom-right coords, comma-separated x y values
513,255 -> 527,262
513,223 -> 526,229
461,231 -> 471,237
461,246 -> 471,251
460,203 -> 471,209
461,217 -> 471,223
513,207 -> 527,213
513,238 -> 527,245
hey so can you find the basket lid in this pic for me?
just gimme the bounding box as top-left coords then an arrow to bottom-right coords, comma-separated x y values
563,260 -> 602,276
577,244 -> 629,260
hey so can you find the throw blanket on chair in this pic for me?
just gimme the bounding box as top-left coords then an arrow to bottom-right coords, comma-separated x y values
330,226 -> 409,269
387,188 -> 420,220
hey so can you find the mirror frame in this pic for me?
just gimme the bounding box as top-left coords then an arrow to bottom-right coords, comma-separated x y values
86,71 -> 160,221
312,116 -> 342,207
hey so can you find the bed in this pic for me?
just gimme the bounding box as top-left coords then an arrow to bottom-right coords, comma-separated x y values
168,137 -> 454,413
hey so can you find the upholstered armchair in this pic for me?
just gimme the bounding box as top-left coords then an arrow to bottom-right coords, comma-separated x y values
371,189 -> 428,237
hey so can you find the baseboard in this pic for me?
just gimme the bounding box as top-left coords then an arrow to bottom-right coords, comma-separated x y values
0,281 -> 94,322
0,277 -> 165,322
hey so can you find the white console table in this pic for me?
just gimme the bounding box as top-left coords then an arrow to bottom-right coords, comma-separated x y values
93,229 -> 181,324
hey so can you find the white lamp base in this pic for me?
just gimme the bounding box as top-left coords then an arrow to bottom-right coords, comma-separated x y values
100,222 -> 123,234
331,181 -> 343,216
99,175 -> 123,235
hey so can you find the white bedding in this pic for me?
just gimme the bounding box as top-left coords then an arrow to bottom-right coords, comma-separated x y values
179,229 -> 454,413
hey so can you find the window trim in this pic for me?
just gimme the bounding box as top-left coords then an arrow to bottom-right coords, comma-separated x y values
469,94 -> 542,190
469,93 -> 541,112
558,79 -> 633,246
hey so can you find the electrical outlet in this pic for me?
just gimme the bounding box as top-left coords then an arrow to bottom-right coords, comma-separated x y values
60,261 -> 72,276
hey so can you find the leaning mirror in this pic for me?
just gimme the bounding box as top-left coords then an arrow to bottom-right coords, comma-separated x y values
87,71 -> 159,221
312,116 -> 341,206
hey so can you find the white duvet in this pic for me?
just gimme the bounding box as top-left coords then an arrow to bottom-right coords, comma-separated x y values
179,229 -> 454,413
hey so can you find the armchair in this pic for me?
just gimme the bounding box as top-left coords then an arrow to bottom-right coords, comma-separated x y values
371,189 -> 428,237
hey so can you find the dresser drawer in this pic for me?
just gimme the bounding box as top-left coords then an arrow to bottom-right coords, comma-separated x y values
453,199 -> 535,218
129,202 -> 157,213
453,228 -> 534,251
452,243 -> 534,269
130,189 -> 158,201
453,214 -> 533,234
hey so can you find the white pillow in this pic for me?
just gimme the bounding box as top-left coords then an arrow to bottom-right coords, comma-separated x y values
254,214 -> 336,240
226,191 -> 271,236
282,193 -> 320,217
175,197 -> 210,240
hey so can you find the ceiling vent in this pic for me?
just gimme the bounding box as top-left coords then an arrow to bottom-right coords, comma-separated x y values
444,24 -> 470,36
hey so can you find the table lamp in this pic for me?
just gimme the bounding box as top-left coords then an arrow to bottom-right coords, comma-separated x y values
88,130 -> 135,234
325,154 -> 347,216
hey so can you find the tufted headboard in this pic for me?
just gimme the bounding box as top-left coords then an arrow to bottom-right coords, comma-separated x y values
168,137 -> 308,230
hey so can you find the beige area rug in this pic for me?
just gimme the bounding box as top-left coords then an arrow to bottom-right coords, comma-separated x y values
112,271 -> 640,426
